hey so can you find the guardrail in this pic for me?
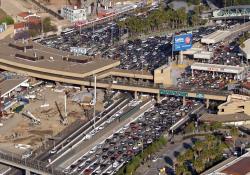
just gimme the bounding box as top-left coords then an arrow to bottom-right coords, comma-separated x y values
0,151 -> 68,175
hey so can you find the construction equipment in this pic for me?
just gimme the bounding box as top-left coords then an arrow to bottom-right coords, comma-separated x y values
55,101 -> 68,125
22,110 -> 41,125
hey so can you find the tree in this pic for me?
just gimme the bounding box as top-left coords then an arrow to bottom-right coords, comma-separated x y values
184,149 -> 194,161
42,17 -> 56,33
0,16 -> 14,25
194,141 -> 204,156
193,158 -> 205,173
230,126 -> 239,150
210,121 -> 222,131
176,154 -> 186,166
176,164 -> 188,175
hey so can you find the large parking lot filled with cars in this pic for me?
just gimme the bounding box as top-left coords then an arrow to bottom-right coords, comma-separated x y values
62,97 -> 201,175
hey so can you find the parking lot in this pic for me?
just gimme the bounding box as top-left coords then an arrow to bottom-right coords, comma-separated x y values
62,97 -> 200,175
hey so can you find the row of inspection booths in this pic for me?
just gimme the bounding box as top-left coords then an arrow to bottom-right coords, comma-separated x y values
183,48 -> 247,81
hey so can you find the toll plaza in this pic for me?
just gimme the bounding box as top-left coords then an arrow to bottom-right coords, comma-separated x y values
191,62 -> 247,80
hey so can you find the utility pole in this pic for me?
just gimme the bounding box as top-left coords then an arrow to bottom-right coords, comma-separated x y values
64,93 -> 67,117
93,75 -> 97,129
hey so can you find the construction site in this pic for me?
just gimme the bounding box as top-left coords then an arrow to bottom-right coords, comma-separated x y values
0,80 -> 105,156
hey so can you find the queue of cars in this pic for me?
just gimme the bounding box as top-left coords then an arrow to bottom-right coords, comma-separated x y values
103,36 -> 172,73
177,70 -> 232,90
39,22 -> 122,57
63,97 -> 200,175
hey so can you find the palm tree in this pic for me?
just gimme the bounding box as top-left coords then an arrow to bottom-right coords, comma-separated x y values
184,149 -> 194,161
176,154 -> 186,166
205,135 -> 216,149
194,141 -> 204,156
175,164 -> 188,175
230,126 -> 239,151
193,158 -> 205,174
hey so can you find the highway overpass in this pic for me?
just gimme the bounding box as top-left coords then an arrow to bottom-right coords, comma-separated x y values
0,61 -> 229,104
0,152 -> 67,175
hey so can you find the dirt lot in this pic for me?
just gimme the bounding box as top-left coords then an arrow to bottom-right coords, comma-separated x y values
0,8 -> 7,20
0,87 -> 96,155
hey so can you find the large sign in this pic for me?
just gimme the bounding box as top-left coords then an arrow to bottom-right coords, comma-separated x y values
174,34 -> 193,51
70,47 -> 87,55
160,89 -> 188,97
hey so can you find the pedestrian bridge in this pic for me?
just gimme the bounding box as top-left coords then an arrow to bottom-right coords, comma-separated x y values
213,5 -> 250,19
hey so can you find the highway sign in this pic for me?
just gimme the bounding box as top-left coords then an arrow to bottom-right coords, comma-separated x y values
70,47 -> 87,55
173,33 -> 193,51
196,93 -> 204,99
160,89 -> 188,97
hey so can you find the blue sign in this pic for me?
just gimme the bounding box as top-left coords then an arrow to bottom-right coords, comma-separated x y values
173,34 -> 193,51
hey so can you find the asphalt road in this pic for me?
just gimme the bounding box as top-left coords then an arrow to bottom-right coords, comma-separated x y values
52,100 -> 155,169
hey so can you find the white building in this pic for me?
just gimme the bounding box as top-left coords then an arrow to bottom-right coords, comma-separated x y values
240,38 -> 250,60
191,62 -> 247,80
61,6 -> 87,23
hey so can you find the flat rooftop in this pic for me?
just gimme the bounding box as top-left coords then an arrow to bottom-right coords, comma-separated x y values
207,151 -> 250,175
0,78 -> 28,97
241,38 -> 250,60
191,62 -> 245,74
200,113 -> 250,123
0,38 -> 120,78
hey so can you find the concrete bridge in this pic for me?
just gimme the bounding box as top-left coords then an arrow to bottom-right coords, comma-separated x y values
0,152 -> 68,175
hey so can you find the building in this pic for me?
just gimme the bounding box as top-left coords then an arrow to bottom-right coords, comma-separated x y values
191,63 -> 247,80
200,113 -> 250,126
240,38 -> 250,61
61,6 -> 87,22
16,12 -> 41,23
14,22 -> 27,34
217,94 -> 250,116
203,151 -> 250,175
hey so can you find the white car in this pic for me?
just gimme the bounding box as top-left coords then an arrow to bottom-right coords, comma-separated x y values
112,161 -> 119,168
85,134 -> 92,140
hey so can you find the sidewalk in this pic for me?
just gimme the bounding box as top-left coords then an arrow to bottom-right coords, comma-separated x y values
0,25 -> 13,40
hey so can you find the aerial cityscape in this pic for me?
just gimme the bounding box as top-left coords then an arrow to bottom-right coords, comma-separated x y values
0,0 -> 249,175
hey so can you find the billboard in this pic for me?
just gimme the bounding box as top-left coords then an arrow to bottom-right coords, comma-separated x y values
174,33 -> 193,51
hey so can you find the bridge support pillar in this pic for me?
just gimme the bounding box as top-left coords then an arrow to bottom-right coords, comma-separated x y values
25,169 -> 30,175
206,99 -> 210,109
183,96 -> 186,106
80,86 -> 85,91
134,91 -> 138,100
157,93 -> 160,103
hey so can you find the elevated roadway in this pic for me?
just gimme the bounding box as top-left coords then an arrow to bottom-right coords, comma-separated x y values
0,152 -> 65,175
96,68 -> 154,80
0,60 -> 228,102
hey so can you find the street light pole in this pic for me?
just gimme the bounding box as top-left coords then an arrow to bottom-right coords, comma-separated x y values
93,75 -> 97,129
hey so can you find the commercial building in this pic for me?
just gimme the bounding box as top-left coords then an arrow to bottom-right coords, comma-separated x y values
205,151 -> 250,175
193,51 -> 214,61
61,6 -> 87,22
200,113 -> 250,126
240,38 -> 250,60
191,63 -> 247,80
217,94 -> 250,116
